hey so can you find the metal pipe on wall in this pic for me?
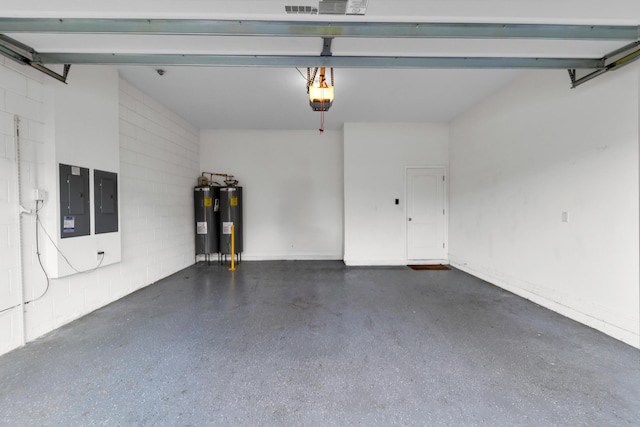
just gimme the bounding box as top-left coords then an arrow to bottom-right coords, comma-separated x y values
200,172 -> 238,187
14,115 -> 26,346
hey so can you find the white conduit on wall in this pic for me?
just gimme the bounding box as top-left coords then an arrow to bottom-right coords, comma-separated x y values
14,115 -> 26,346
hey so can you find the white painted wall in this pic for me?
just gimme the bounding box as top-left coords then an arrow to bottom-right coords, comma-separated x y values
117,77 -> 198,290
343,123 -> 449,266
0,57 -> 45,355
449,66 -> 640,348
37,66 -> 122,278
1,59 -> 636,355
0,62 -> 199,356
199,130 -> 343,260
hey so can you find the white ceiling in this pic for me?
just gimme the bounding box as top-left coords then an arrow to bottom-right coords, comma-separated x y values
3,0 -> 639,23
2,0 -> 639,130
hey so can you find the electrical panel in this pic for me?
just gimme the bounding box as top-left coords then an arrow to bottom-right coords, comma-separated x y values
59,163 -> 90,238
94,169 -> 119,234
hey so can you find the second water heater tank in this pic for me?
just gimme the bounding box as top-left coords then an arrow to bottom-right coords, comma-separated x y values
219,187 -> 243,255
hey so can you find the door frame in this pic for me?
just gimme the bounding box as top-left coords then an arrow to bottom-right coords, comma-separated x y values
404,165 -> 449,263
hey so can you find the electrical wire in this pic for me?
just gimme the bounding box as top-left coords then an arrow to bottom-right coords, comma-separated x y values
18,199 -> 106,307
36,211 -> 105,275
295,67 -> 309,82
24,199 -> 50,305
0,303 -> 21,314
1,201 -> 49,310
0,201 -> 45,312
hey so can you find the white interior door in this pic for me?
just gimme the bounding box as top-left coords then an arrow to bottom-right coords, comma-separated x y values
406,167 -> 445,261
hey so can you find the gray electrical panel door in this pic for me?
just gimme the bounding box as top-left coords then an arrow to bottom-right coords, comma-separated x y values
59,163 -> 90,238
94,169 -> 118,234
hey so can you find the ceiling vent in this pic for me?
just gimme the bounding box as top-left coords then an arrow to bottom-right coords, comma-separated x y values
284,5 -> 318,14
285,0 -> 367,15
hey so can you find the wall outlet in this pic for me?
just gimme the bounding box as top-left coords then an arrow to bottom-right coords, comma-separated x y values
562,211 -> 570,222
32,188 -> 47,201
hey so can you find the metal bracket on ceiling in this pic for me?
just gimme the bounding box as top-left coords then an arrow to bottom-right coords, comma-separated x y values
321,37 -> 333,57
29,62 -> 71,84
306,37 -> 334,92
568,41 -> 640,88
0,34 -> 71,83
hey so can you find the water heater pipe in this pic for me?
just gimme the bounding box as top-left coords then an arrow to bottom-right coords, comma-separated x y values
201,172 -> 238,187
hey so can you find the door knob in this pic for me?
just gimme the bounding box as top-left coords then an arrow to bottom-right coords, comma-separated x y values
408,218 -> 412,221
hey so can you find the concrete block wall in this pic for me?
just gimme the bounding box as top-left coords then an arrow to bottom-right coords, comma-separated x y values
118,78 -> 199,286
0,62 -> 199,356
0,57 -> 45,355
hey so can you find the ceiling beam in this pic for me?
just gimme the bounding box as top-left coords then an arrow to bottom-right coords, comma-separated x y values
36,52 -> 604,69
0,18 -> 638,41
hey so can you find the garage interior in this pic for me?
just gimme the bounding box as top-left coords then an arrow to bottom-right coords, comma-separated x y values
0,0 -> 639,424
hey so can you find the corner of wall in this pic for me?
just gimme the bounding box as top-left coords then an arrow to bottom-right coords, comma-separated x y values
0,63 -> 202,357
449,68 -> 640,348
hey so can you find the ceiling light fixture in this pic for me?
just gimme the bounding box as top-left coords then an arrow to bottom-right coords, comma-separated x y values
307,67 -> 334,112
306,66 -> 334,134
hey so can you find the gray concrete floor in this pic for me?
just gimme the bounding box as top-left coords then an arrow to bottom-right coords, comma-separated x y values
0,261 -> 638,426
